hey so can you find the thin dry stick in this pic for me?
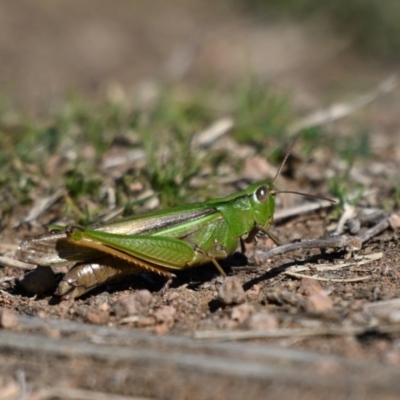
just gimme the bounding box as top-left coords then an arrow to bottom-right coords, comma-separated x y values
255,215 -> 390,263
359,217 -> 390,243
288,252 -> 383,273
335,204 -> 357,235
102,149 -> 146,169
15,369 -> 27,400
0,289 -> 14,297
36,387 -> 152,400
194,323 -> 400,341
364,298 -> 400,311
192,117 -> 234,148
254,236 -> 353,263
0,276 -> 16,284
0,255 -> 35,270
286,253 -> 383,283
284,271 -> 371,283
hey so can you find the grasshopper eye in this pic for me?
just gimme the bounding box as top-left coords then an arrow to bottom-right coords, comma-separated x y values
256,185 -> 268,203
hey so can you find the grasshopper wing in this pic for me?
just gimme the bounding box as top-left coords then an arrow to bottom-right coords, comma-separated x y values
17,204 -> 217,266
17,231 -> 99,266
70,228 -> 195,270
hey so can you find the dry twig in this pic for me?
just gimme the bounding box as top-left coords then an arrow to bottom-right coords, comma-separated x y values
0,255 -> 35,270
289,253 -> 383,273
283,271 -> 371,283
194,324 -> 400,341
254,215 -> 390,264
36,387 -> 152,400
192,117 -> 234,148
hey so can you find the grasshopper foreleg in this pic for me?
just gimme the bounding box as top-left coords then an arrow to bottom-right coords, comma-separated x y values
244,225 -> 284,247
190,241 -> 228,277
210,258 -> 227,277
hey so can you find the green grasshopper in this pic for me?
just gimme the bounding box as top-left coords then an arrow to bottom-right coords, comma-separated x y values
17,140 -> 333,299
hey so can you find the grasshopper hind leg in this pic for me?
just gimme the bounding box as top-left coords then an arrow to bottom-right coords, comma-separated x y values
56,256 -> 175,300
55,257 -> 142,300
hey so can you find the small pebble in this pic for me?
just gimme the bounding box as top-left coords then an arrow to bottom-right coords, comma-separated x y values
134,290 -> 154,312
154,306 -> 176,328
231,304 -> 254,324
389,213 -> 400,230
247,312 -> 278,331
167,291 -> 180,302
0,376 -> 20,399
136,316 -> 156,327
388,311 -> 400,324
99,302 -> 110,312
266,289 -> 303,307
300,278 -> 327,296
299,278 -> 333,312
0,309 -> 18,329
114,290 -> 153,318
45,328 -> 61,339
37,311 -> 47,319
383,343 -> 400,366
305,293 -> 333,312
84,309 -> 109,325
218,319 -> 239,330
246,284 -> 261,300
154,323 -> 170,335
218,276 -> 246,305
179,301 -> 193,313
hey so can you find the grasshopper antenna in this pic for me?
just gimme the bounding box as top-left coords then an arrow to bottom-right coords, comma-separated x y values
272,135 -> 300,184
272,190 -> 336,203
271,135 -> 336,203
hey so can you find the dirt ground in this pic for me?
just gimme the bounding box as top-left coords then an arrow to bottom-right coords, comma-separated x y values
2,2 -> 400,399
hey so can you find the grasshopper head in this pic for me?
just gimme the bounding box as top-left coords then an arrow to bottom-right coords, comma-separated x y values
247,182 -> 276,230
